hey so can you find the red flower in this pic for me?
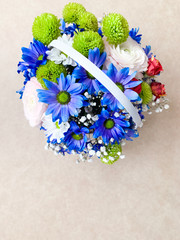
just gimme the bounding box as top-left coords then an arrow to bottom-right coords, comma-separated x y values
131,78 -> 142,94
146,56 -> 163,76
151,82 -> 166,99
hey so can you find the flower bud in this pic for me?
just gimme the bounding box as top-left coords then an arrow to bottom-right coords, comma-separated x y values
146,56 -> 163,76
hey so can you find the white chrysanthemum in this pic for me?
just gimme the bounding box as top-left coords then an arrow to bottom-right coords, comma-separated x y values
47,34 -> 77,66
42,115 -> 70,143
104,37 -> 148,79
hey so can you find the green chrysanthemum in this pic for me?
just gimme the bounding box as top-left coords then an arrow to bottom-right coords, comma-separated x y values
62,2 -> 86,23
36,60 -> 67,89
139,82 -> 153,104
32,13 -> 60,46
73,31 -> 104,57
101,142 -> 122,165
102,13 -> 129,45
77,12 -> 98,32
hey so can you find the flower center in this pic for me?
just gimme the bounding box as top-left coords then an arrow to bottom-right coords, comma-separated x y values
87,71 -> 95,79
38,55 -> 43,61
55,122 -> 60,129
116,83 -> 124,92
57,91 -> 71,104
72,133 -> 83,140
104,119 -> 115,129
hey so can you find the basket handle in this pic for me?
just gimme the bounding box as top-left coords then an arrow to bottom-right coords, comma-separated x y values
50,40 -> 142,127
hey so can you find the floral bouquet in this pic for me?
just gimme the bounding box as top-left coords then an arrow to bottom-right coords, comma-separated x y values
17,3 -> 169,164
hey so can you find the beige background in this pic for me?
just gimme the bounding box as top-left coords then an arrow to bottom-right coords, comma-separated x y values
0,0 -> 180,239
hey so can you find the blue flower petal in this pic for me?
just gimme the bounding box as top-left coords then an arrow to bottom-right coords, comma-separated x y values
101,108 -> 109,118
72,48 -> 107,94
52,106 -> 61,122
67,83 -> 82,94
93,48 -> 100,65
106,63 -> 117,81
96,52 -> 107,68
43,79 -> 59,93
121,71 -> 137,85
129,27 -> 142,44
18,39 -> 48,73
124,89 -> 139,101
124,80 -> 142,89
70,96 -> 83,108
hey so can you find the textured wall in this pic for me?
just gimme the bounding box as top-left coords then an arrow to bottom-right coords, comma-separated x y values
0,0 -> 180,239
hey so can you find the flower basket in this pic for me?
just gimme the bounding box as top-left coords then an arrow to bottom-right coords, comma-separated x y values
17,3 -> 169,164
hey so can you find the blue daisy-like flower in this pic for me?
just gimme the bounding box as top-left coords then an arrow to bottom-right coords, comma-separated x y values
37,73 -> 85,123
72,48 -> 107,94
101,64 -> 142,111
18,38 -> 48,73
129,27 -> 142,44
64,121 -> 89,152
143,45 -> 153,59
91,108 -> 130,144
60,18 -> 84,37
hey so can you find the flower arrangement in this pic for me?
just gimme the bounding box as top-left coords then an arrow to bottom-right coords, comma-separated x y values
17,3 -> 169,164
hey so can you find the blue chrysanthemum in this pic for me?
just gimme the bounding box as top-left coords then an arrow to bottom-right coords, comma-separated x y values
91,108 -> 130,144
101,64 -> 142,111
72,48 -> 107,94
18,38 -> 48,72
143,45 -> 153,59
64,121 -> 89,152
129,27 -> 142,44
60,18 -> 84,37
37,73 -> 85,123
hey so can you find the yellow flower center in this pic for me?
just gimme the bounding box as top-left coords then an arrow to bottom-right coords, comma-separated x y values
72,133 -> 83,140
57,91 -> 71,104
104,119 -> 115,129
38,55 -> 43,60
116,83 -> 124,92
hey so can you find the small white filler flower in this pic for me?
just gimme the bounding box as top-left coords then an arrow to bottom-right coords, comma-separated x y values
42,115 -> 70,143
47,34 -> 77,66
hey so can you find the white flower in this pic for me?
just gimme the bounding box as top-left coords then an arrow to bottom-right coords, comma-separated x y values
47,34 -> 77,67
42,115 -> 70,143
22,77 -> 47,127
104,37 -> 148,79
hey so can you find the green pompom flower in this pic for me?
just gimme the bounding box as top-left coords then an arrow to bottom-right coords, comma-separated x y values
62,2 -> 86,23
73,31 -> 104,57
36,60 -> 67,89
139,82 -> 153,104
77,12 -> 98,32
32,13 -> 60,46
102,13 -> 129,45
101,142 -> 122,165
